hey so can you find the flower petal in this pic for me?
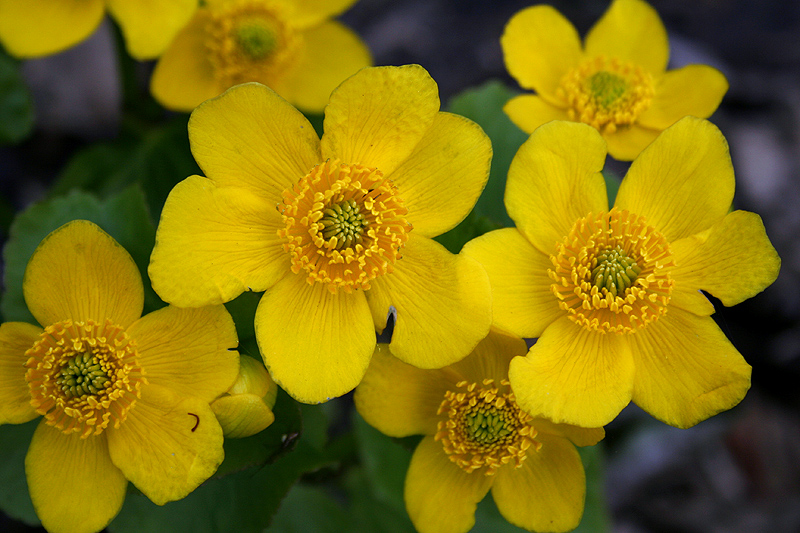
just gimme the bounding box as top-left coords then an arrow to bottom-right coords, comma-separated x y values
630,308 -> 752,428
532,418 -> 605,448
604,123 -> 660,162
462,229 -> 561,339
320,65 -> 440,177
365,234 -> 492,369
0,0 -> 104,58
127,305 -> 239,404
270,21 -> 371,113
23,220 -> 144,329
150,11 -> 219,113
255,272 -> 375,403
671,210 -> 780,307
509,316 -> 634,428
449,328 -> 528,386
106,384 -> 224,505
189,82 -> 322,201
149,176 -> 289,307
615,116 -> 734,242
106,0 -> 197,59
505,121 -> 608,256
405,435 -> 492,533
211,393 -> 275,439
354,344 -> 453,438
500,5 -> 582,97
492,432 -> 585,533
26,424 -> 126,533
638,65 -> 729,130
283,0 -> 359,28
584,0 -> 669,74
0,322 -> 41,425
503,94 -> 570,135
387,112 -> 491,238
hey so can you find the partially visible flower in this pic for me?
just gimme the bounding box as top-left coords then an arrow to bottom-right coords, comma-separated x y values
463,117 -> 781,429
211,354 -> 277,438
148,65 -> 493,404
0,0 -> 196,59
0,220 -> 239,533
150,0 -> 372,113
355,329 -> 604,533
501,0 -> 728,160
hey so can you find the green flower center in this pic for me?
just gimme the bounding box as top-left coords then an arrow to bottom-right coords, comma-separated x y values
235,22 -> 277,60
320,199 -> 370,250
55,352 -> 110,398
587,71 -> 627,108
591,244 -> 642,297
465,406 -> 513,446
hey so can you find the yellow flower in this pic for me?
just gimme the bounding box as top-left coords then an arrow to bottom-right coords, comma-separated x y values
211,354 -> 277,438
501,0 -> 729,161
355,329 -> 604,533
463,118 -> 781,429
0,0 -> 197,59
148,65 -> 493,404
0,220 -> 239,533
150,0 -> 372,113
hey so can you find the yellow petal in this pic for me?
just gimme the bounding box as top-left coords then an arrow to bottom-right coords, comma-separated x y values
500,5 -> 582,97
387,112 -> 491,238
503,94 -> 570,135
211,393 -> 275,439
320,65 -> 440,177
127,305 -> 239,403
638,65 -> 729,130
505,120 -> 608,256
630,308 -> 752,428
0,322 -> 41,425
532,418 -> 605,448
23,220 -> 144,329
106,384 -> 224,505
0,0 -> 104,58
354,344 -> 453,438
189,82 -> 321,201
671,210 -> 780,307
603,123 -> 660,162
106,0 -> 197,60
509,316 -> 634,428
615,116 -> 734,241
449,328 -> 528,386
462,228 -> 561,339
584,0 -> 669,74
492,432 -> 585,532
149,177 -> 289,307
283,0 -> 359,28
254,272 -> 375,403
365,234 -> 492,369
668,288 -> 716,317
150,11 -> 219,113
270,21 -> 372,113
26,424 -> 126,533
405,435 -> 493,533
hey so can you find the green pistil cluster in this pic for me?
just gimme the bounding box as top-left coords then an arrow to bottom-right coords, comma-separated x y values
55,352 -> 109,398
587,71 -> 627,108
466,407 -> 512,446
235,22 -> 277,60
320,199 -> 369,249
592,245 -> 642,296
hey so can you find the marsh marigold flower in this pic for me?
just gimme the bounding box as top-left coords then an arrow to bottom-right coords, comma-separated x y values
211,353 -> 277,438
150,0 -> 372,113
463,118 -> 780,429
501,0 -> 729,161
0,220 -> 239,533
355,329 -> 604,533
0,0 -> 196,59
148,65 -> 493,404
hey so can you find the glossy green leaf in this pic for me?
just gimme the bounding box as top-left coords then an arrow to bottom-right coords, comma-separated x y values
0,50 -> 34,145
0,419 -> 40,526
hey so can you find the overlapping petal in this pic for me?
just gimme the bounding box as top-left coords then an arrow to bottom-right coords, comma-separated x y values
255,272 -> 375,403
449,328 -> 528,386
211,393 -> 275,439
23,220 -> 144,329
532,418 -> 605,448
604,124 -> 661,162
502,94 -> 570,135
106,0 -> 197,60
365,234 -> 491,369
0,322 -> 41,425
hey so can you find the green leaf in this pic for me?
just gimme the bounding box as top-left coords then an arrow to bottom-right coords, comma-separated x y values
446,81 -> 528,227
574,444 -> 611,533
0,49 -> 34,145
265,483 -> 349,533
224,291 -> 262,345
353,412 -> 411,513
0,419 -> 40,526
434,210 -> 502,254
603,169 -> 622,206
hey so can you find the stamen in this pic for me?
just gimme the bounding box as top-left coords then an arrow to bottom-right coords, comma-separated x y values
235,22 -> 277,60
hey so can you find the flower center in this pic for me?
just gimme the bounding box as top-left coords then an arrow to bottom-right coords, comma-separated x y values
25,320 -> 146,438
277,159 -> 411,293
557,56 -> 654,133
435,379 -> 540,475
549,208 -> 675,334
235,22 -> 277,60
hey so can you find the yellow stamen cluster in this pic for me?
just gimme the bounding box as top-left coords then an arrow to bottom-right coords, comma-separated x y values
278,159 -> 411,293
549,208 -> 675,334
203,1 -> 300,88
557,56 -> 655,133
25,319 -> 146,438
435,379 -> 540,475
